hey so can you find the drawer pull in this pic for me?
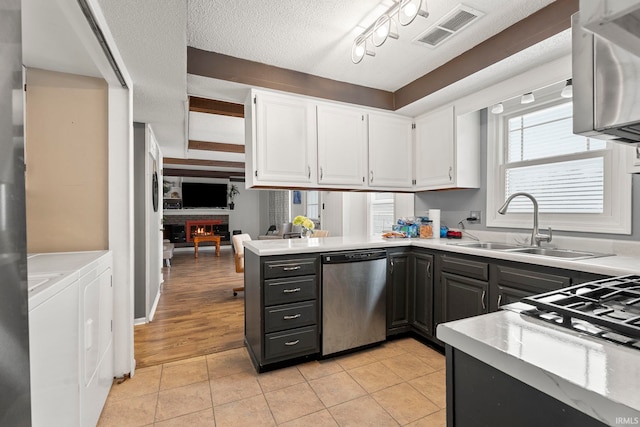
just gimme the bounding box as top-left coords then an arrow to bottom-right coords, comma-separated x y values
497,295 -> 502,307
283,314 -> 301,320
481,290 -> 487,310
284,340 -> 300,346
283,266 -> 301,271
282,288 -> 301,293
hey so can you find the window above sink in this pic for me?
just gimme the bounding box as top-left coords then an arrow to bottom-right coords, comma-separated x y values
486,80 -> 632,235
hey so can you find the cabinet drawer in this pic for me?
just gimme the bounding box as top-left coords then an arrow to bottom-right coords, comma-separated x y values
441,255 -> 488,281
264,326 -> 318,361
264,258 -> 317,279
264,301 -> 317,333
264,276 -> 317,306
495,265 -> 570,293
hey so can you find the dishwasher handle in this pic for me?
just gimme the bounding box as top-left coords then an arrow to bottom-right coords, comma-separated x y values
322,249 -> 387,264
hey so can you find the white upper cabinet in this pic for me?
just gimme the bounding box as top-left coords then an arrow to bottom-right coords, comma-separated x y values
246,90 -> 317,186
414,105 -> 480,190
317,104 -> 367,187
368,113 -> 413,189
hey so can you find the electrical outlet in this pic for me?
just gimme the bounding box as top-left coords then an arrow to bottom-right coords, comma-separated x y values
469,211 -> 481,224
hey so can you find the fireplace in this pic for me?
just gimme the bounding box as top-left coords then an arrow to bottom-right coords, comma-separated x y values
185,220 -> 229,243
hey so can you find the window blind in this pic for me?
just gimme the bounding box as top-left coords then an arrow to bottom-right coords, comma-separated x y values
370,193 -> 394,234
504,102 -> 605,214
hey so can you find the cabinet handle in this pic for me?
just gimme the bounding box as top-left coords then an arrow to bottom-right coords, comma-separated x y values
427,262 -> 431,279
285,340 -> 300,346
283,287 -> 301,293
255,170 -> 258,177
283,266 -> 301,271
362,176 -> 365,183
390,259 -> 394,274
448,166 -> 452,181
308,165 -> 311,179
283,314 -> 301,320
320,167 -> 323,180
481,290 -> 486,310
370,170 -> 374,183
497,295 -> 502,307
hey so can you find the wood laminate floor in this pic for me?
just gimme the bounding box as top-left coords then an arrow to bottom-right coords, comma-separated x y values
134,246 -> 245,368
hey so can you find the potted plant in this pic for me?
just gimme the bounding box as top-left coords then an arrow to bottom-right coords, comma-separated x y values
228,184 -> 240,210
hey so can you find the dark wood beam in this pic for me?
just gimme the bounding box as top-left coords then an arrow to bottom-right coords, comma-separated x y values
163,157 -> 245,169
188,140 -> 245,153
189,96 -> 244,117
187,47 -> 394,110
392,0 -> 579,108
163,168 -> 245,179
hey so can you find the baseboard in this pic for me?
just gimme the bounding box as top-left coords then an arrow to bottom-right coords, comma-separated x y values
148,288 -> 161,322
134,317 -> 147,326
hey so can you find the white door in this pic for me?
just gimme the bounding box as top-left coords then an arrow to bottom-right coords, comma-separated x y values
255,91 -> 316,185
368,113 -> 413,189
414,106 -> 455,189
317,104 -> 367,186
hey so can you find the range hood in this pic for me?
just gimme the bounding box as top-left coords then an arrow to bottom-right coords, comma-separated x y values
580,0 -> 640,58
572,12 -> 640,144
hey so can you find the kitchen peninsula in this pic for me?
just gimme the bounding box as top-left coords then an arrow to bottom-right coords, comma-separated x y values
243,235 -> 640,426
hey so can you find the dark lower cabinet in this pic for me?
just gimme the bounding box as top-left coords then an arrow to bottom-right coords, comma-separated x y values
245,252 -> 320,372
411,252 -> 433,336
441,272 -> 488,322
490,265 -> 570,311
387,251 -> 411,333
446,346 -> 607,427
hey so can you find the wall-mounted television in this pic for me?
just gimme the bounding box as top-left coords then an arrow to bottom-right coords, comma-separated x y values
181,183 -> 228,208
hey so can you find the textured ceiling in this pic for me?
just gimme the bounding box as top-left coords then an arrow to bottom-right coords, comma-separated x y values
187,0 -> 556,91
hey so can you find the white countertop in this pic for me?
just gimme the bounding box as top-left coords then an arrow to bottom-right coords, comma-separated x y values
244,235 -> 640,277
27,250 -> 111,309
436,310 -> 640,425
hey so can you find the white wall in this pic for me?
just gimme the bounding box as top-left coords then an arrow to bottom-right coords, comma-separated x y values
228,185 -> 261,239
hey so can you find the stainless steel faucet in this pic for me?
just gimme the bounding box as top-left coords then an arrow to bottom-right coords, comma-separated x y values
498,192 -> 552,247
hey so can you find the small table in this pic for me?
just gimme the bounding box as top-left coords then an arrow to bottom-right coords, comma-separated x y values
192,234 -> 221,258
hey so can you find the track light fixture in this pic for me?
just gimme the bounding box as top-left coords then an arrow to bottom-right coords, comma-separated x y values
561,79 -> 573,98
351,0 -> 429,64
521,92 -> 535,104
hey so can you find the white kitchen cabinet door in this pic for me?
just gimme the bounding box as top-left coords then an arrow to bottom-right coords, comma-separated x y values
414,106 -> 455,188
414,106 -> 480,190
317,104 -> 367,187
252,90 -> 317,185
368,113 -> 413,189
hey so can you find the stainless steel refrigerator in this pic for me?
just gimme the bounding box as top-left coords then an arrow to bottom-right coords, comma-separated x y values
0,0 -> 31,425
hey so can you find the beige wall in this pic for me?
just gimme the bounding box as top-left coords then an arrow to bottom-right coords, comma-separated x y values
25,68 -> 108,252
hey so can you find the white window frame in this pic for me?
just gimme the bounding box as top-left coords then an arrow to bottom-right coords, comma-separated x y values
367,192 -> 395,236
305,190 -> 319,221
486,95 -> 632,235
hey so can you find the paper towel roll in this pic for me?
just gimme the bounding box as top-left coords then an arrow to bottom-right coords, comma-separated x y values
429,209 -> 441,239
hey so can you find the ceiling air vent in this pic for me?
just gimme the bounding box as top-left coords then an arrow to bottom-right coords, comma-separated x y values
414,4 -> 484,48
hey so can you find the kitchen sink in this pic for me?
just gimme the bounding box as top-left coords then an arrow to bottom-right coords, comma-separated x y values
449,242 -> 525,250
449,241 -> 614,260
505,247 -> 613,260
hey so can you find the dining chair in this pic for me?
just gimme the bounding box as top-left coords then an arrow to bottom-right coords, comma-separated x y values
232,233 -> 251,296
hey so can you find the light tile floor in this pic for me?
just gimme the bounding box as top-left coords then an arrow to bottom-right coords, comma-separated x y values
98,337 -> 446,427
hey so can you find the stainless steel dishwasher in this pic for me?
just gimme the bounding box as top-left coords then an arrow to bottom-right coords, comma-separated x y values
321,249 -> 387,356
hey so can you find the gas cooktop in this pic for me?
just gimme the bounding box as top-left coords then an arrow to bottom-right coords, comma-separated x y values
521,275 -> 640,350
